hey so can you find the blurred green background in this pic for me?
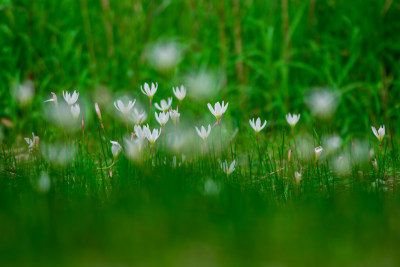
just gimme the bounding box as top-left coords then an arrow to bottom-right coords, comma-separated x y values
1,0 -> 400,138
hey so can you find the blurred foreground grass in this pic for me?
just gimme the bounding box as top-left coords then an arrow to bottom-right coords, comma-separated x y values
1,142 -> 400,266
2,167 -> 400,266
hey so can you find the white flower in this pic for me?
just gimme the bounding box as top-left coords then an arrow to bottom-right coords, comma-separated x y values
131,108 -> 147,125
110,141 -> 122,158
124,138 -> 144,161
221,160 -> 236,175
155,98 -> 173,112
147,42 -> 181,71
44,92 -> 58,106
141,82 -> 158,100
25,132 -> 38,151
323,135 -> 342,154
134,125 -> 147,139
249,117 -> 267,133
114,99 -> 136,116
169,107 -> 180,125
207,101 -> 228,121
315,146 -> 323,161
13,80 -> 34,106
173,85 -> 186,101
195,125 -> 212,141
62,90 -> 79,105
70,104 -> 80,119
294,172 -> 302,185
286,113 -> 300,127
371,125 -> 385,144
305,89 -> 338,118
155,111 -> 169,127
144,127 -> 161,146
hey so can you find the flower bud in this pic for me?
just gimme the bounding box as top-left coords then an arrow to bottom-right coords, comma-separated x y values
110,141 -> 122,159
315,146 -> 323,162
288,149 -> 293,163
95,102 -> 102,121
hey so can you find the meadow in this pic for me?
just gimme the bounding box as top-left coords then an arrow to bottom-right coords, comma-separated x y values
1,0 -> 400,266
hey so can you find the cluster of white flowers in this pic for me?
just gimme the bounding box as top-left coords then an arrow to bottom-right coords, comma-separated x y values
45,90 -> 81,121
34,84 -> 388,179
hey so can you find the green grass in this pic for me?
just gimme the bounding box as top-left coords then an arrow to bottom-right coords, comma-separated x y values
2,179 -> 400,266
1,120 -> 400,265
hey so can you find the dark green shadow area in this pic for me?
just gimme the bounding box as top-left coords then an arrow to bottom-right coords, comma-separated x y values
1,168 -> 400,267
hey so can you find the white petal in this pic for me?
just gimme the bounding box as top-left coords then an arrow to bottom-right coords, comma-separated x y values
207,103 -> 215,115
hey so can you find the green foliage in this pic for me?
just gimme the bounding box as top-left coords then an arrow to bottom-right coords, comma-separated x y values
0,0 -> 400,136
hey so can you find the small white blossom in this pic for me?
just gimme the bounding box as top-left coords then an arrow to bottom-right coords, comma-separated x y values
147,42 -> 182,71
124,138 -> 144,161
286,113 -> 300,127
169,107 -> 180,125
323,135 -> 342,154
371,125 -> 385,144
114,99 -> 136,116
305,89 -> 338,118
144,127 -> 161,146
70,104 -> 80,119
155,98 -> 173,112
134,125 -> 147,139
155,111 -> 169,127
131,108 -> 147,125
13,80 -> 34,106
141,82 -> 158,101
249,117 -> 267,133
172,85 -> 186,101
195,125 -> 212,141
62,90 -> 79,105
221,160 -> 236,175
207,101 -> 228,122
